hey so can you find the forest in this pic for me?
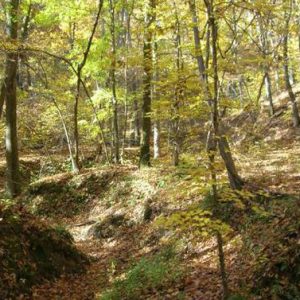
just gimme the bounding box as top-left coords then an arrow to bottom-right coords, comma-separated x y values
0,0 -> 299,299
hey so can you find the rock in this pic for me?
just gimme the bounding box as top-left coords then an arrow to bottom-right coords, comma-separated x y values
87,214 -> 126,239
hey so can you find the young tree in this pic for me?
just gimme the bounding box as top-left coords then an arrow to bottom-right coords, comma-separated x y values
73,0 -> 104,171
109,0 -> 120,164
283,0 -> 300,127
172,0 -> 185,166
4,0 -> 21,198
188,0 -> 243,190
139,0 -> 156,167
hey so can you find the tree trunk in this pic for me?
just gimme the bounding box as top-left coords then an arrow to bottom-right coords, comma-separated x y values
121,9 -> 132,161
0,83 -> 5,119
132,99 -> 140,146
73,0 -> 104,172
283,4 -> 300,127
172,1 -> 184,166
153,121 -> 160,159
189,0 -> 243,190
109,0 -> 120,164
152,38 -> 160,160
52,98 -> 77,171
140,0 -> 156,167
73,74 -> 81,172
5,0 -> 21,198
264,71 -> 274,116
18,1 -> 32,91
218,135 -> 243,190
216,231 -> 229,300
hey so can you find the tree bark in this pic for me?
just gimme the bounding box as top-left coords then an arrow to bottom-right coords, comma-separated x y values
18,1 -> 32,90
153,121 -> 160,159
172,1 -> 184,166
139,0 -> 156,167
283,9 -> 300,127
152,38 -> 160,160
264,71 -> 274,116
0,83 -> 5,119
216,231 -> 229,300
132,99 -> 140,146
5,0 -> 21,198
109,0 -> 120,164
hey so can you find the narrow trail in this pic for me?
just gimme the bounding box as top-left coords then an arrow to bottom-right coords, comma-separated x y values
29,225 -> 147,300
28,222 -> 229,300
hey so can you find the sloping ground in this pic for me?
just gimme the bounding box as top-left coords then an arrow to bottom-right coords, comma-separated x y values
0,155 -> 41,196
261,82 -> 300,109
26,165 -> 159,227
0,204 -> 88,299
20,166 -> 232,299
22,155 -> 299,299
227,82 -> 300,148
239,142 -> 300,195
226,84 -> 300,195
4,92 -> 300,299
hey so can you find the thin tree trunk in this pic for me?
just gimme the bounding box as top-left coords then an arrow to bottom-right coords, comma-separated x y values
257,13 -> 274,115
256,73 -> 267,106
153,121 -> 160,159
218,135 -> 243,190
152,38 -> 160,160
189,0 -> 243,190
52,98 -> 77,171
216,231 -> 229,300
5,0 -> 21,198
121,15 -> 130,160
207,4 -> 231,296
122,77 -> 128,159
264,71 -> 274,116
172,1 -> 184,166
0,83 -> 5,119
283,5 -> 300,127
18,1 -> 32,90
109,0 -> 120,164
73,0 -> 104,172
275,68 -> 280,91
73,74 -> 81,172
206,129 -> 217,200
140,0 -> 156,167
133,99 -> 140,146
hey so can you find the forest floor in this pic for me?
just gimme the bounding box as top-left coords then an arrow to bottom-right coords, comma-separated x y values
1,95 -> 300,299
19,167 -> 239,300
4,133 -> 297,299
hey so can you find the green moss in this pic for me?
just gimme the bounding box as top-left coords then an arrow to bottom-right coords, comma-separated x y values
100,246 -> 183,300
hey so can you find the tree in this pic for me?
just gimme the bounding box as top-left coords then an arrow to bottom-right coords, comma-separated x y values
73,0 -> 104,171
283,0 -> 300,127
4,0 -> 21,198
139,0 -> 156,167
188,0 -> 243,190
172,0 -> 185,166
109,0 -> 120,164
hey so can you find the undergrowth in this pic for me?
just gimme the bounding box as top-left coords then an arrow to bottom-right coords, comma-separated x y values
100,246 -> 184,300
